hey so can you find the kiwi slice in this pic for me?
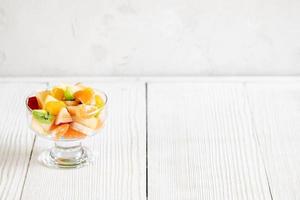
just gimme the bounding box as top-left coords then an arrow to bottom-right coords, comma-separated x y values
64,87 -> 74,100
32,110 -> 54,124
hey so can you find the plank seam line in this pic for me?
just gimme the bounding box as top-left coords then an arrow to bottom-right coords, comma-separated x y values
145,82 -> 149,199
243,82 -> 274,200
19,136 -> 36,200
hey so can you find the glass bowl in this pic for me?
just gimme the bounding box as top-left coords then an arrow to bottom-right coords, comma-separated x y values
25,89 -> 107,169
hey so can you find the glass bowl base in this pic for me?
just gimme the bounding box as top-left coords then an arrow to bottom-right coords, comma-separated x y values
38,141 -> 93,169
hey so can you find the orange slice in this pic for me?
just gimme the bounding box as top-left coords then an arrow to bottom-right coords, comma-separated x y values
51,87 -> 65,100
74,88 -> 94,104
64,128 -> 86,139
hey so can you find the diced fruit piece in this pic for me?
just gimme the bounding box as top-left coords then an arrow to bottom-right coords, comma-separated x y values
67,104 -> 98,118
72,116 -> 99,129
64,128 -> 86,139
44,95 -> 58,104
31,118 -> 47,135
55,107 -> 73,125
27,96 -> 40,110
95,95 -> 105,108
40,123 -> 53,132
78,104 -> 99,118
94,110 -> 100,118
31,115 -> 53,134
51,124 -> 69,139
51,87 -> 65,100
49,123 -> 58,131
45,101 -> 66,115
74,88 -> 94,104
64,100 -> 80,106
36,90 -> 50,109
71,122 -> 94,136
32,109 -> 54,124
64,87 -> 75,100
66,106 -> 78,116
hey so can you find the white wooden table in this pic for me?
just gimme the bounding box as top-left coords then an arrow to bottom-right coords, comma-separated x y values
0,77 -> 300,200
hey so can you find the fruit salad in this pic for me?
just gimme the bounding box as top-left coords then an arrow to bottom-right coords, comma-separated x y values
26,83 -> 106,140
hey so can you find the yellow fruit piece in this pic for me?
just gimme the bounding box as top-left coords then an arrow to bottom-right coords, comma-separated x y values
95,95 -> 105,108
74,88 -> 94,104
44,95 -> 58,104
51,87 -> 65,100
45,101 -> 66,115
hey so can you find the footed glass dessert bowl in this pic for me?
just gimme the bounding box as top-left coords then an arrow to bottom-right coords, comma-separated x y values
25,83 -> 107,169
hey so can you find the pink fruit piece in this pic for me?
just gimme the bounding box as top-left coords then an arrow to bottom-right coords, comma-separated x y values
55,107 -> 73,125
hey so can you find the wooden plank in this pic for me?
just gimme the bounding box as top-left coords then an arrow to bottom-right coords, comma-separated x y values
0,82 -> 46,200
148,83 -> 271,200
246,82 -> 300,200
21,82 -> 146,200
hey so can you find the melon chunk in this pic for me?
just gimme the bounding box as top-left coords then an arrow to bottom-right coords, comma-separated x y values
70,122 -> 94,136
72,116 -> 99,130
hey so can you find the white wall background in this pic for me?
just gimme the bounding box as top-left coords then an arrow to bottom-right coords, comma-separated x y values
0,0 -> 299,76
